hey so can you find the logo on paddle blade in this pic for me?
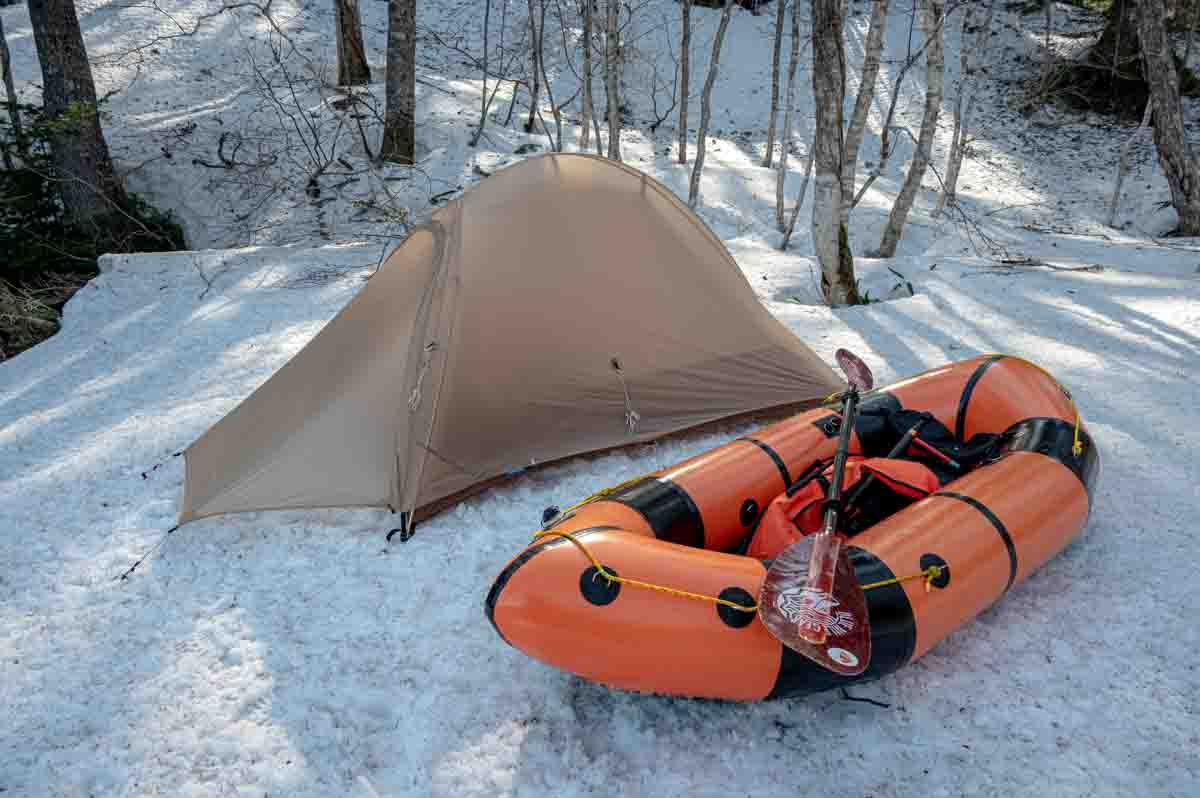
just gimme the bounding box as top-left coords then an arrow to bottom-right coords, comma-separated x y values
826,647 -> 860,668
775,587 -> 856,637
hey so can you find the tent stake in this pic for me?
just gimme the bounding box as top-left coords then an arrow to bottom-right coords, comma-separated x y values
386,512 -> 414,544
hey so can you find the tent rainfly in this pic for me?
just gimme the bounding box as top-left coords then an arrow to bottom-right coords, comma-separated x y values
178,154 -> 841,534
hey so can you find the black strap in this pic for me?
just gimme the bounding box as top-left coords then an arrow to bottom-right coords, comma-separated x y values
956,355 -> 1004,441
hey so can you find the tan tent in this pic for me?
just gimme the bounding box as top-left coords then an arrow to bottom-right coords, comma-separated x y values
179,154 -> 840,531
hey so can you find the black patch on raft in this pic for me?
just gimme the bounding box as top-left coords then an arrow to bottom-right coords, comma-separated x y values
767,547 -> 917,699
738,436 -> 792,487
580,566 -> 621,605
931,491 -> 1018,592
956,355 -> 1005,441
717,587 -> 757,628
608,478 -> 704,549
740,499 -> 760,528
813,414 -> 841,438
993,417 -> 1099,502
920,552 -> 951,589
484,526 -> 621,646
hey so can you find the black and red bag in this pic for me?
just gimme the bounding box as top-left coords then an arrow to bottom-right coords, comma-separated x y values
745,457 -> 941,560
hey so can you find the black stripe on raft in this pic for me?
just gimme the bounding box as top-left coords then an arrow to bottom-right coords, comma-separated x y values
738,437 -> 792,488
931,492 -> 1018,592
484,526 -> 622,646
608,478 -> 705,549
767,547 -> 917,699
993,417 -> 1099,503
956,355 -> 1005,441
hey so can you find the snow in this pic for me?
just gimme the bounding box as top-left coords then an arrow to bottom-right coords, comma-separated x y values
2,1 -> 1200,796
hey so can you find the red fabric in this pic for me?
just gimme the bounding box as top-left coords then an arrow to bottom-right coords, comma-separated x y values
745,457 -> 940,560
862,458 -> 940,499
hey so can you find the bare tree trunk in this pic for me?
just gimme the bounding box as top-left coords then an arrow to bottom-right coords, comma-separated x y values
763,0 -> 788,167
678,0 -> 692,163
26,0 -> 128,223
877,0 -> 944,258
1,13 -> 24,168
1039,0 -> 1054,90
604,0 -> 621,160
935,0 -> 995,217
1184,0 -> 1200,66
581,0 -> 595,151
535,0 -> 565,148
470,0 -> 498,147
775,0 -> 801,229
333,0 -> 372,86
687,0 -> 736,208
526,0 -> 543,132
1139,0 -> 1200,234
1107,97 -> 1153,226
842,0 -> 889,224
381,0 -> 417,164
811,0 -> 857,304
780,139 -> 815,249
848,9 -> 921,210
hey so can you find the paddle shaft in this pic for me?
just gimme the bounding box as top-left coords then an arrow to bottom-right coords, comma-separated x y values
799,389 -> 860,645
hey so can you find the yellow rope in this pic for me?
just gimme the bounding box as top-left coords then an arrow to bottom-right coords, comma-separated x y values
539,473 -> 649,528
983,354 -> 1085,456
861,565 -> 945,594
535,529 -> 760,612
534,529 -> 949,613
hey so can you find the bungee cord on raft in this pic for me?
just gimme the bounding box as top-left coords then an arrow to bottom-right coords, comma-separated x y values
532,527 -> 948,615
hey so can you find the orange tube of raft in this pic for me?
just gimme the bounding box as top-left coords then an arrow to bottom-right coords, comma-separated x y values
485,356 -> 1100,701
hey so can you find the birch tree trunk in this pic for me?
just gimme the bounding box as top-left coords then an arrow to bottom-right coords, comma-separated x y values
381,0 -> 417,164
841,0 -> 889,224
1107,97 -> 1153,226
775,0 -> 801,229
687,0 -> 736,208
535,0 -> 564,149
1184,0 -> 1200,66
604,0 -> 621,160
470,0 -> 498,147
763,0 -> 788,167
811,0 -> 858,304
581,0 -> 595,151
780,140 -> 815,249
1,13 -> 24,168
848,10 -> 920,211
876,0 -> 943,258
1139,0 -> 1200,234
677,0 -> 692,163
935,0 -> 995,217
26,0 -> 129,223
333,0 -> 372,86
525,0 -> 543,132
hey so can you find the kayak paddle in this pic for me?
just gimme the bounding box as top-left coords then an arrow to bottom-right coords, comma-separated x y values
758,349 -> 874,676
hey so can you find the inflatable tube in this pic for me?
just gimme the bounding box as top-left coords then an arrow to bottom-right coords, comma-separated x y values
485,356 -> 1099,700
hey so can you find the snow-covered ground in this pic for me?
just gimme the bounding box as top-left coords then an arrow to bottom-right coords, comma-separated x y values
3,1 -> 1200,796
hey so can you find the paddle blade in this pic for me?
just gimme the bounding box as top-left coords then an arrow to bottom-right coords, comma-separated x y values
835,348 -> 874,393
758,537 -> 872,675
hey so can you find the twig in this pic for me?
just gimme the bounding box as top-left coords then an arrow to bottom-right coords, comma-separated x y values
840,688 -> 890,708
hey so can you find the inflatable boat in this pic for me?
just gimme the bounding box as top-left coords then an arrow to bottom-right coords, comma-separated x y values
485,355 -> 1099,700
